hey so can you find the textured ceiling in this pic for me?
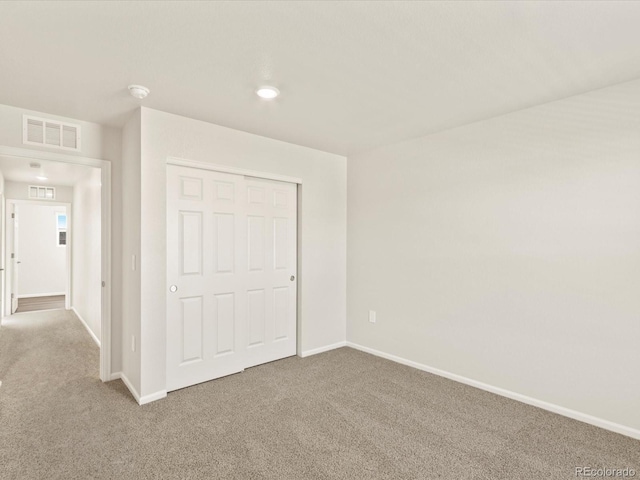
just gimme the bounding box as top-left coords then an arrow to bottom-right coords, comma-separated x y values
1,1 -> 640,155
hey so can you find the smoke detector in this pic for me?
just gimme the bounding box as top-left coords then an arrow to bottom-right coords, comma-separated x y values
128,85 -> 150,99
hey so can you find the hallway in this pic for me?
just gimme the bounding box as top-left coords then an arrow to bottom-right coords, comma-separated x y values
0,309 -> 115,479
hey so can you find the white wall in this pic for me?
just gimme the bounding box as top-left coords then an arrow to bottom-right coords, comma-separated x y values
15,203 -> 67,297
0,103 -> 122,374
120,110 -> 141,393
72,168 -> 101,342
137,107 -> 347,398
347,79 -> 640,434
5,181 -> 73,203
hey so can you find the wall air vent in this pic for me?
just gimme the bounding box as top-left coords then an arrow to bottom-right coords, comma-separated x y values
23,115 -> 81,151
29,185 -> 56,200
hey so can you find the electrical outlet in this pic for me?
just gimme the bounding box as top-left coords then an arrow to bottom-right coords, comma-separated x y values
131,335 -> 136,352
369,310 -> 376,324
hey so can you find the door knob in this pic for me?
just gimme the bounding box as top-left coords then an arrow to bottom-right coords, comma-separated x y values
170,285 -> 178,293
290,275 -> 295,281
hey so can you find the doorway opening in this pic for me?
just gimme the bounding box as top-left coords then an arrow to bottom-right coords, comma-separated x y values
0,146 -> 111,381
8,201 -> 70,314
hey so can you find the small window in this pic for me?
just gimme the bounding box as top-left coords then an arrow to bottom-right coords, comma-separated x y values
56,213 -> 67,246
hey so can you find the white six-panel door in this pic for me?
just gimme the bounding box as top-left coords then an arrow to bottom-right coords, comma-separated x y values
243,176 -> 297,368
167,165 -> 297,392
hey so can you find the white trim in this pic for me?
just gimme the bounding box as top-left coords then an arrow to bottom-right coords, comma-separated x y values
71,306 -> 100,347
17,292 -> 65,298
139,390 -> 167,405
300,341 -> 347,358
295,185 -> 303,357
166,157 -> 303,185
0,193 -> 5,320
110,372 -> 166,405
6,199 -> 69,206
346,342 -> 640,440
100,161 -> 112,383
0,144 -> 111,382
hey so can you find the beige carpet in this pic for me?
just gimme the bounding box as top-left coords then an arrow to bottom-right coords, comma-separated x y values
0,310 -> 638,480
15,295 -> 65,313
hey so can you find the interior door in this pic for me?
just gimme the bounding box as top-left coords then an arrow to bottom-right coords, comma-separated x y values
243,177 -> 297,368
167,166 -> 246,391
166,165 -> 298,392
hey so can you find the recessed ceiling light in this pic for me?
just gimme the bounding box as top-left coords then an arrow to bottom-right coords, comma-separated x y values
256,86 -> 280,100
36,175 -> 48,181
128,84 -> 150,99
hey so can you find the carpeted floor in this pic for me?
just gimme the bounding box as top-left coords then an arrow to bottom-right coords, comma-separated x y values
0,310 -> 638,480
15,295 -> 66,313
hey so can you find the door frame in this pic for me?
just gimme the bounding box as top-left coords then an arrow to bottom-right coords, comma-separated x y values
0,145 -> 112,382
0,193 -> 4,316
165,157 -> 305,356
6,200 -> 72,311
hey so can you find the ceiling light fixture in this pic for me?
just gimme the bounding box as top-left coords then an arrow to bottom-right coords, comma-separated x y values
128,84 -> 150,99
36,175 -> 48,181
256,86 -> 280,100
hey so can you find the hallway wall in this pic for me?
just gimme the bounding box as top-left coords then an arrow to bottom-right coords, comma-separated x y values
72,167 -> 102,342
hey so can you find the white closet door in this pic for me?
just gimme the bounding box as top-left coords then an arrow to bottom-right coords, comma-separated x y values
167,166 -> 247,391
243,177 -> 297,368
167,165 -> 297,392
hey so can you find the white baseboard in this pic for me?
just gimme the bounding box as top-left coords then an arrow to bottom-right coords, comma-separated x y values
346,342 -> 640,441
111,371 -> 166,405
139,390 -> 167,405
300,340 -> 347,358
71,307 -> 100,347
17,292 -> 65,299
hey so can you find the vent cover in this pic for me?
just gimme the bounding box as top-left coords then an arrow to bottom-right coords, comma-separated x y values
23,115 -> 81,151
29,185 -> 56,200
